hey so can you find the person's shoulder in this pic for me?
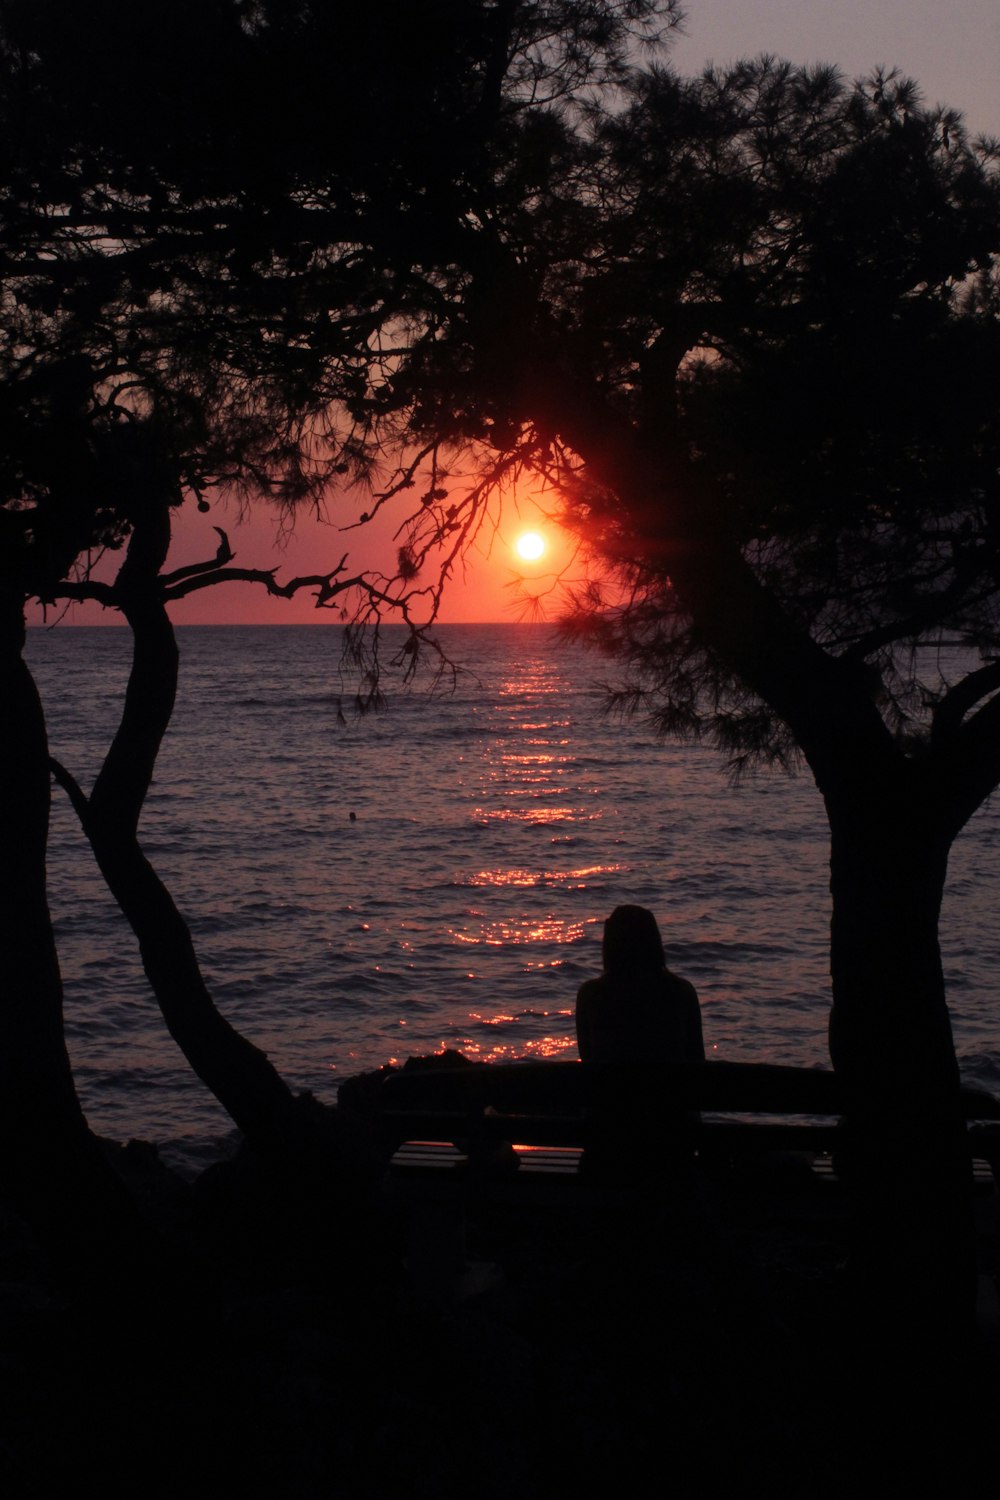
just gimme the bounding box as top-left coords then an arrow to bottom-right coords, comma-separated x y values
664,969 -> 698,1002
576,977 -> 605,1004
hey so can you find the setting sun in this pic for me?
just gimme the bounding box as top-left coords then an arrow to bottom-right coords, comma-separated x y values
515,531 -> 546,562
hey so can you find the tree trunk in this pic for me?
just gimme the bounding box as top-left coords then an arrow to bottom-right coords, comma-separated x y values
85,820 -> 303,1148
0,587 -> 136,1258
75,512 -> 302,1150
824,774 -> 976,1380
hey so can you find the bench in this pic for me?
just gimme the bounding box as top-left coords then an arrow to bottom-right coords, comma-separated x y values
357,1059 -> 1000,1296
373,1058 -> 1000,1176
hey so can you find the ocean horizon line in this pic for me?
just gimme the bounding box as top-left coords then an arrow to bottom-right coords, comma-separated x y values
26,618 -> 552,630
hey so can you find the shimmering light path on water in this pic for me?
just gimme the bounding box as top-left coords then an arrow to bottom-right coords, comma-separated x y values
25,624 -> 1000,1166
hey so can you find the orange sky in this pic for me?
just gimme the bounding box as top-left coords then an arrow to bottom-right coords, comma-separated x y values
32,479 -> 582,628
163,483 -> 579,627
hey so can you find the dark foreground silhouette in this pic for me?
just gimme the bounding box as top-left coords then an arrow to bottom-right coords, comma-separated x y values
2,1099 -> 998,1497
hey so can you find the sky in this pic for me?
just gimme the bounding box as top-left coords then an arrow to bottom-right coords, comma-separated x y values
38,0 -> 999,628
670,0 -> 998,141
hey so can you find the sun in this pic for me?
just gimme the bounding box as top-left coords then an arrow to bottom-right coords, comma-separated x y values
515,530 -> 546,562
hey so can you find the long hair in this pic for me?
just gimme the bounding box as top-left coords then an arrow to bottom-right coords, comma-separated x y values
601,904 -> 665,980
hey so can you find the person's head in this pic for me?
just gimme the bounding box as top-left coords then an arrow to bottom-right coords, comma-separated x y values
602,904 -> 664,978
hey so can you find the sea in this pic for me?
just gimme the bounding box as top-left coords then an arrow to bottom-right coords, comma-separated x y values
24,623 -> 1000,1173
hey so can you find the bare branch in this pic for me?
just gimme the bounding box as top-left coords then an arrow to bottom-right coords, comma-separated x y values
162,565 -> 283,601
339,443 -> 440,531
161,527 -> 234,586
48,757 -> 91,827
36,579 -> 119,609
936,688 -> 1000,835
931,658 -> 1000,748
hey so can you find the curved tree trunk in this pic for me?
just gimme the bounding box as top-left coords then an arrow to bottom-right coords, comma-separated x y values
81,800 -> 302,1149
58,507 -> 302,1151
0,586 -> 137,1257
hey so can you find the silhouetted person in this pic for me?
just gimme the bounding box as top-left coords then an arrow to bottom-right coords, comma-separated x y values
576,905 -> 704,1066
576,905 -> 704,1179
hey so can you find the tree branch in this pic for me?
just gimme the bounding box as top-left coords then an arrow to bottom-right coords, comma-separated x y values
931,658 -> 1000,748
37,579 -> 119,609
161,526 -> 234,586
840,577 -> 1000,666
935,687 -> 1000,835
48,756 -> 91,827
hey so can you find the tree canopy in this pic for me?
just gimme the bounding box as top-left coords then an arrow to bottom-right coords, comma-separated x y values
0,0 -> 680,599
376,59 -> 1000,776
574,64 -> 1000,776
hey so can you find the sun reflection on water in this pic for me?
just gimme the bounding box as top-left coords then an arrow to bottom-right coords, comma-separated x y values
445,655 -> 617,1061
469,1006 -> 574,1027
499,751 -> 564,765
451,917 -> 586,946
453,1034 -> 578,1062
473,805 -> 583,823
498,679 -> 563,698
462,863 -> 624,888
